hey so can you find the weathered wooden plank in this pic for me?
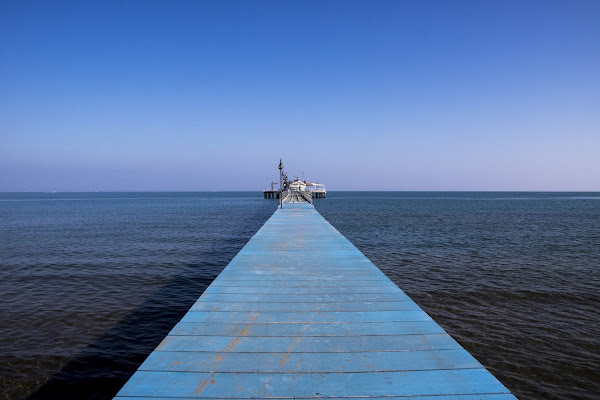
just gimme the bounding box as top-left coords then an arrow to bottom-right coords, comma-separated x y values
116,395 -> 518,400
180,310 -> 431,324
203,286 -> 401,294
196,293 -> 411,303
116,370 -> 511,398
213,275 -> 388,282
219,266 -> 379,272
169,321 -> 445,336
210,278 -> 395,286
155,334 -> 461,353
217,269 -> 383,276
190,300 -> 420,312
228,259 -> 374,266
139,349 -> 482,372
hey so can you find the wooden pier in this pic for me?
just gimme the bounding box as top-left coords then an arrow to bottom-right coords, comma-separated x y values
114,201 -> 516,399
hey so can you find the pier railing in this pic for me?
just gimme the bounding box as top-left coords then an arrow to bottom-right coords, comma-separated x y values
299,190 -> 313,204
279,189 -> 312,205
279,189 -> 290,207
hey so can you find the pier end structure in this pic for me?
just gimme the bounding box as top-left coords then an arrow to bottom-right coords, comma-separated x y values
263,160 -> 326,199
114,202 -> 516,399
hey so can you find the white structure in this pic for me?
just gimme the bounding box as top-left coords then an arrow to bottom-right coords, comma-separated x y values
305,182 -> 326,192
305,182 -> 326,198
265,160 -> 326,199
289,180 -> 307,191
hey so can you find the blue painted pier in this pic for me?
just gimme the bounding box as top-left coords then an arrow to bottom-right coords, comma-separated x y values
115,201 -> 516,399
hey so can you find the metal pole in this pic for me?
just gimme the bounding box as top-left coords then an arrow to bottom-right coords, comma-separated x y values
278,159 -> 283,196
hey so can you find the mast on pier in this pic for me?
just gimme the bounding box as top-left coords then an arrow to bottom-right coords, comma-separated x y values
278,159 -> 284,192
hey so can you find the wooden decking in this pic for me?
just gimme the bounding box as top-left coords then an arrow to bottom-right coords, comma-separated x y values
114,202 -> 516,399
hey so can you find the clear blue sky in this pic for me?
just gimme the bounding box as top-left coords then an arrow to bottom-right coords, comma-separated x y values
1,0 -> 598,191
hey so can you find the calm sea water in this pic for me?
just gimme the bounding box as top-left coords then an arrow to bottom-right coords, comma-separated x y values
0,192 -> 598,399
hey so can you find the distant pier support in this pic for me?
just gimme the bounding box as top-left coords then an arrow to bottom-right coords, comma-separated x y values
307,182 -> 326,198
264,188 -> 324,199
263,190 -> 279,199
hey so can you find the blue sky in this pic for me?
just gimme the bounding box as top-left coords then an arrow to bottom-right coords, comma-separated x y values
1,0 -> 598,191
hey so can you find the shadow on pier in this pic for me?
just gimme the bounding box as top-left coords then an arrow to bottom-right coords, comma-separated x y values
25,260 -> 219,400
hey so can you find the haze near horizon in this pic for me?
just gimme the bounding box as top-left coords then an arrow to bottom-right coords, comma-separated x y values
1,0 -> 598,192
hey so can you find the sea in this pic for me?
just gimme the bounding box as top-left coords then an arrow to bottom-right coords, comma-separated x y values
0,192 -> 598,400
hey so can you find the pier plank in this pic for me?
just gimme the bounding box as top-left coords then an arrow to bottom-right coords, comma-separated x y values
203,287 -> 401,295
117,396 -> 516,400
154,334 -> 461,353
169,321 -> 445,336
114,202 -> 516,399
190,300 -> 420,312
116,370 -> 510,398
179,310 -> 432,323
139,349 -> 482,372
196,292 -> 411,303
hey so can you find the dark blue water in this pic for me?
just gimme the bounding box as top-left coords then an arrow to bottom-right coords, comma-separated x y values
1,192 -> 598,399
